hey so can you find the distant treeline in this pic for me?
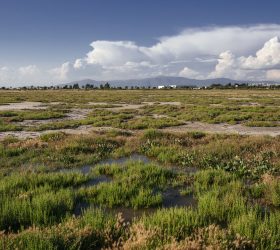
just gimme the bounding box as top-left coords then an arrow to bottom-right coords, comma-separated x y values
1,82 -> 280,90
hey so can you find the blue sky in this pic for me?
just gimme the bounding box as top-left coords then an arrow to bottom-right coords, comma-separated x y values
1,0 -> 280,85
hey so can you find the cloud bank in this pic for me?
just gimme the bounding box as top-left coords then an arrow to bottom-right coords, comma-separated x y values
1,24 -> 280,85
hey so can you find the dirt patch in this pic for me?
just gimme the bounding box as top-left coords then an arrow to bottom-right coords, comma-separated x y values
0,126 -> 130,140
0,102 -> 63,111
150,101 -> 181,106
107,101 -> 181,111
0,102 -> 48,110
162,122 -> 280,137
152,114 -> 169,118
228,97 -> 252,100
87,102 -> 111,105
241,102 -> 261,107
15,108 -> 91,127
108,104 -> 145,111
65,108 -> 91,120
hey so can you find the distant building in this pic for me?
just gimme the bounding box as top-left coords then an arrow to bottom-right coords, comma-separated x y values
158,85 -> 177,89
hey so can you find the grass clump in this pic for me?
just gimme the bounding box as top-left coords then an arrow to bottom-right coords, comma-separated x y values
83,161 -> 178,208
0,171 -> 90,231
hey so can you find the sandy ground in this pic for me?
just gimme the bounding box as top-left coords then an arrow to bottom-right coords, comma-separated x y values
0,101 -> 181,112
0,126 -> 127,140
0,102 -> 63,111
227,97 -> 252,100
16,109 -> 92,127
107,101 -> 181,111
0,102 -> 49,110
163,122 -> 280,137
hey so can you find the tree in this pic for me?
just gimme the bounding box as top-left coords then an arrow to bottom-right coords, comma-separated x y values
104,82 -> 110,89
73,83 -> 80,89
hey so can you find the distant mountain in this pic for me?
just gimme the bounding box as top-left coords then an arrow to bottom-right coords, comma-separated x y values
65,76 -> 278,88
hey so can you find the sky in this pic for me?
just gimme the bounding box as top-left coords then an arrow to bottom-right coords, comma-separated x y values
1,0 -> 280,85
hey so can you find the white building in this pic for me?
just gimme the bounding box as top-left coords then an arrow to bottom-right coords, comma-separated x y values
157,85 -> 177,89
158,85 -> 165,89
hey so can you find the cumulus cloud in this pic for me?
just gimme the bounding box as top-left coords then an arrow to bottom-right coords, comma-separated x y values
85,41 -> 148,66
73,59 -> 84,69
83,25 -> 280,68
209,36 -> 280,80
0,66 -> 12,83
179,67 -> 201,78
18,65 -> 39,76
74,24 -> 280,81
240,36 -> 280,69
267,69 -> 280,80
49,62 -> 71,81
209,51 -> 240,78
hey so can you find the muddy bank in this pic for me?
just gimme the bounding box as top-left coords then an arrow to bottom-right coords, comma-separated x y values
16,109 -> 91,127
0,125 -> 129,140
75,189 -> 196,221
163,122 -> 280,137
55,153 -> 197,176
0,102 -> 62,110
105,101 -> 181,111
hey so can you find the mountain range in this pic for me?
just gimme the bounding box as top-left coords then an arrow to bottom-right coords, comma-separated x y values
65,76 -> 278,88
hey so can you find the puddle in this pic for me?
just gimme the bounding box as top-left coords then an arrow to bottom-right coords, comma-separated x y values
162,188 -> 196,208
74,188 -> 196,221
58,153 -> 197,175
98,154 -> 197,175
98,153 -> 150,165
58,165 -> 92,174
70,154 -> 197,220
57,154 -> 151,174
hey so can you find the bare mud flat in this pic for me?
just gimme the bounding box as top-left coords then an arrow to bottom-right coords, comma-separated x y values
0,101 -> 63,110
16,109 -> 91,127
163,122 -> 280,137
228,97 -> 252,100
105,101 -> 181,111
0,102 -> 48,110
0,101 -> 181,112
0,125 -> 128,140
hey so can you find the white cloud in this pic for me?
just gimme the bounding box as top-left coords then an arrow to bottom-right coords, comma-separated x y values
18,65 -> 39,76
179,67 -> 201,78
83,25 -> 280,68
73,58 -> 84,69
0,66 -> 12,83
76,24 -> 280,81
240,36 -> 280,69
267,69 -> 280,80
144,25 -> 280,62
209,36 -> 280,80
86,41 -> 147,66
209,51 -> 240,78
49,62 -> 71,81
